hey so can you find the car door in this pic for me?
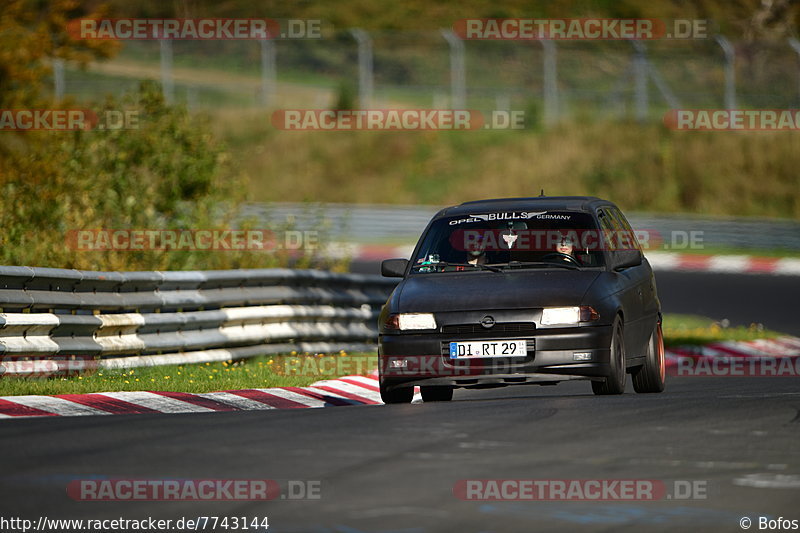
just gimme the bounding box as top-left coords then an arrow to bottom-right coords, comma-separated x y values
598,208 -> 649,357
607,207 -> 654,355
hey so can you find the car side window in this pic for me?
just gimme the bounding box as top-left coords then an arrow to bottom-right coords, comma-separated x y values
608,208 -> 642,252
597,209 -> 618,251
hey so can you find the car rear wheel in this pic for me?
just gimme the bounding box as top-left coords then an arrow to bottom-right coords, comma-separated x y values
380,382 -> 413,404
420,386 -> 453,402
632,321 -> 666,393
592,318 -> 626,395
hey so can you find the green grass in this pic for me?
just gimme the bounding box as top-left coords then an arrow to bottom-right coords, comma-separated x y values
663,313 -> 782,347
0,353 -> 376,397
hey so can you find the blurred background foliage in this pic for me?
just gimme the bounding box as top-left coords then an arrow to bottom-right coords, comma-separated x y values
1,0 -> 799,273
94,0 -> 800,42
0,0 -> 341,271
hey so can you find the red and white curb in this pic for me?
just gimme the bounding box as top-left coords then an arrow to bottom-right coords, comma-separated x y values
3,336 -> 797,418
347,244 -> 800,276
645,253 -> 800,276
0,373 -> 420,419
666,335 -> 800,370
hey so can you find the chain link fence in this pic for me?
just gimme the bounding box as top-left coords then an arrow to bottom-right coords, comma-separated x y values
51,30 -> 800,124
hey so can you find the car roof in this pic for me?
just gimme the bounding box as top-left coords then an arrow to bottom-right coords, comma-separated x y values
433,196 -> 616,218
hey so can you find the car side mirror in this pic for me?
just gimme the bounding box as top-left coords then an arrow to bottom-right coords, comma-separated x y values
612,249 -> 642,271
381,258 -> 409,278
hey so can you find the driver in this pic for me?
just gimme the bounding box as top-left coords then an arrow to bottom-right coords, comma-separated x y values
552,234 -> 580,264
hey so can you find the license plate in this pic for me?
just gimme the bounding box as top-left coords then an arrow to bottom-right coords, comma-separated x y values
449,340 -> 527,359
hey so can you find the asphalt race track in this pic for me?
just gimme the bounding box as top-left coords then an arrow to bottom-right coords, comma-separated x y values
652,271 -> 800,336
0,268 -> 798,533
1,378 -> 798,532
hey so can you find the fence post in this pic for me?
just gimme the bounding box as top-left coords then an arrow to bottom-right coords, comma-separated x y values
631,40 -> 648,122
541,39 -> 558,126
52,58 -> 65,101
260,38 -> 277,107
715,35 -> 736,110
441,30 -> 466,109
159,38 -> 174,104
350,29 -> 374,109
788,37 -> 800,105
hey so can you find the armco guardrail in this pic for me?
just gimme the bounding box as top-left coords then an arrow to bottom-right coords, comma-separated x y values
0,266 -> 396,376
240,203 -> 800,252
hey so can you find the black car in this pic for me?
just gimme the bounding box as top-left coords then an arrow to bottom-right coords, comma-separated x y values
378,196 -> 665,403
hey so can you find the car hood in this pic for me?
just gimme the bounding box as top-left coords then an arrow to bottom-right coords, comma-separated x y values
394,270 -> 602,312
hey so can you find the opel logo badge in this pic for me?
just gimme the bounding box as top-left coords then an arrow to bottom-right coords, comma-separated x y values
480,316 -> 495,329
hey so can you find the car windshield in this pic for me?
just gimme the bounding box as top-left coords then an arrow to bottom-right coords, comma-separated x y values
410,210 -> 606,273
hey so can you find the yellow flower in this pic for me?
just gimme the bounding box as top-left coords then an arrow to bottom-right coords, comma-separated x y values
124,380 -> 129,384
164,376 -> 170,379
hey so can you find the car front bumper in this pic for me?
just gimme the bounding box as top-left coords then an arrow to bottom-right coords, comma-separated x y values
378,324 -> 613,390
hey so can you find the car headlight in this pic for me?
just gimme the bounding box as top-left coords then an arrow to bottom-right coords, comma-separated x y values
541,306 -> 599,326
384,313 -> 437,331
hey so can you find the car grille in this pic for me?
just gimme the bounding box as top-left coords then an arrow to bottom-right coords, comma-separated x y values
441,322 -> 536,335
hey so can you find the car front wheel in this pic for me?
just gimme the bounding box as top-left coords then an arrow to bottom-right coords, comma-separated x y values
592,317 -> 626,395
632,321 -> 666,393
380,382 -> 413,404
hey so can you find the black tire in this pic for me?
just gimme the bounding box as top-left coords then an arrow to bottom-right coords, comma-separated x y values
420,386 -> 453,402
632,321 -> 666,393
380,382 -> 413,404
592,318 -> 626,395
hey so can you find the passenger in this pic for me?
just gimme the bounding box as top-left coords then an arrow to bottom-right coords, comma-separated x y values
466,232 -> 489,265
